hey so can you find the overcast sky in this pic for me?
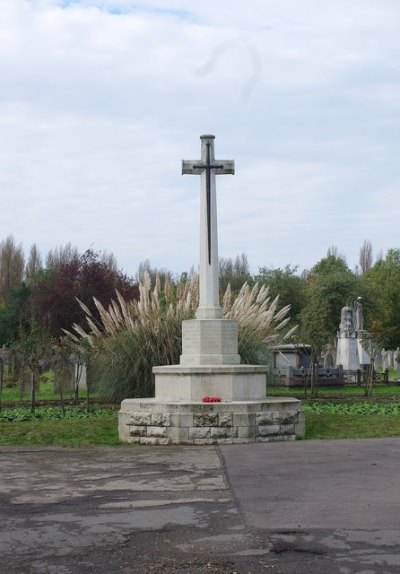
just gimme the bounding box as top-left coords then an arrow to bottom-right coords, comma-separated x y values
1,0 -> 399,277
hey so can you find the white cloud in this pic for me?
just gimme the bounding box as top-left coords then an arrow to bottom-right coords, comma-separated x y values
0,0 -> 399,276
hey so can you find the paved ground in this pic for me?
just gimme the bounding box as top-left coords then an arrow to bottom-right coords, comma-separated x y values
1,439 -> 400,574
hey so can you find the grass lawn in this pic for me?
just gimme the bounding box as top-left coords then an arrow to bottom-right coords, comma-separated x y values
268,383 -> 400,400
1,377 -> 94,404
0,414 -> 120,446
305,413 -> 400,440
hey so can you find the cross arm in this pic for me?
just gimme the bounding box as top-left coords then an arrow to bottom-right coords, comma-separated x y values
182,160 -> 203,175
182,159 -> 235,175
213,160 -> 235,175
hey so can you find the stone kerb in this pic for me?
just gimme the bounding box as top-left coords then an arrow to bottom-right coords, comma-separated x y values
118,398 -> 305,445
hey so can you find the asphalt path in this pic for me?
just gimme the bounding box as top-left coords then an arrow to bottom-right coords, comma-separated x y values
1,439 -> 400,574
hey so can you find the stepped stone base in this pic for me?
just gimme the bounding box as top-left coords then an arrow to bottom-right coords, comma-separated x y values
154,364 -> 268,401
118,398 -> 305,445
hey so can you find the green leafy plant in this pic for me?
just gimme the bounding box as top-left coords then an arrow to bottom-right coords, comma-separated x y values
0,406 -> 116,422
303,401 -> 400,415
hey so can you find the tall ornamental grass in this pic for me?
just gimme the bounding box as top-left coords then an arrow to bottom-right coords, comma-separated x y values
67,273 -> 295,402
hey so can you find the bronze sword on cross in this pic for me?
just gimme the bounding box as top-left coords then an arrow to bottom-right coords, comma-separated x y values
182,135 -> 235,265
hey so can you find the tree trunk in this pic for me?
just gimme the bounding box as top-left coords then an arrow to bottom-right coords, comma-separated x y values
31,367 -> 36,413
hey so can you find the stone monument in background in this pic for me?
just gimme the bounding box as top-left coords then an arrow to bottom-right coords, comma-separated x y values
336,297 -> 370,372
119,135 -> 304,444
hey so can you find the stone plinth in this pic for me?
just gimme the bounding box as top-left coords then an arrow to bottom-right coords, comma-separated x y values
154,364 -> 268,401
118,398 -> 305,445
356,330 -> 370,366
336,332 -> 359,371
180,319 -> 240,365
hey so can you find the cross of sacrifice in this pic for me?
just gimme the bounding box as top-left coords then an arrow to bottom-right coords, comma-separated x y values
182,135 -> 235,319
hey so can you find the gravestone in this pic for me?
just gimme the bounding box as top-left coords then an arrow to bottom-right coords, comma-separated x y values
119,135 -> 304,444
336,299 -> 370,372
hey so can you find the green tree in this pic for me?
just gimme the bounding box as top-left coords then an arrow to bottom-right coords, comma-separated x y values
219,253 -> 252,294
0,235 -> 25,302
361,249 -> 400,348
256,265 -> 305,325
0,284 -> 31,346
299,254 -> 360,354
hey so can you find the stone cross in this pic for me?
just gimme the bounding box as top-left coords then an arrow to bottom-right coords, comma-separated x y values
182,135 -> 235,319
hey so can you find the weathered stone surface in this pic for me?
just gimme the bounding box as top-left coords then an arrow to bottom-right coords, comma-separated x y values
129,413 -> 152,426
170,413 -> 194,428
194,413 -> 218,427
118,398 -> 304,444
147,426 -> 167,438
151,413 -> 171,427
218,414 -> 233,427
211,427 -> 238,439
233,413 -> 255,427
258,424 -> 280,437
256,414 -> 274,426
275,413 -> 298,425
237,426 -> 256,439
189,427 -> 211,439
129,426 -> 147,437
167,427 -> 190,442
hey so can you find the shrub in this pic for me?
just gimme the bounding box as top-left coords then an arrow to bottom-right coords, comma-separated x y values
67,273 -> 295,402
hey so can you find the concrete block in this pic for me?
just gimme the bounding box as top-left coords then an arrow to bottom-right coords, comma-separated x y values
210,427 -> 238,439
233,413 -> 255,427
275,413 -> 299,425
280,424 -> 296,435
180,319 -> 240,365
170,414 -> 194,428
256,414 -> 274,426
146,426 -> 167,438
257,424 -> 280,437
129,426 -> 147,437
238,426 -> 256,439
218,414 -> 233,427
189,427 -> 211,439
151,413 -> 171,427
167,427 -> 189,441
194,413 -> 218,427
128,413 -> 152,426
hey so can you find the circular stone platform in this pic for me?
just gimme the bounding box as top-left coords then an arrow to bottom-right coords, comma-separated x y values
118,398 -> 304,445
